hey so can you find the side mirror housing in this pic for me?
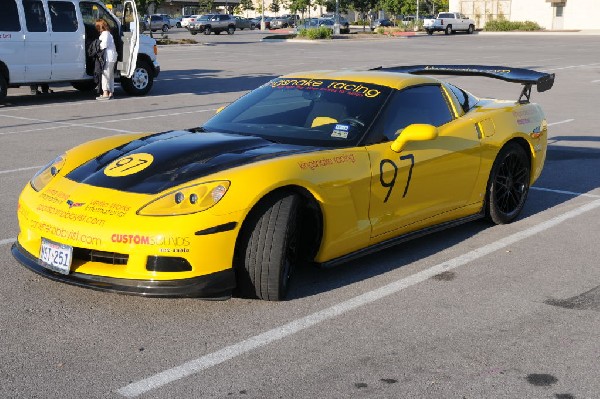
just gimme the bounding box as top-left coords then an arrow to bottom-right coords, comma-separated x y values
390,124 -> 438,153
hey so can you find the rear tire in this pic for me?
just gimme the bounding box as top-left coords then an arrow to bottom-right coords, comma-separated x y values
426,29 -> 433,35
162,24 -> 169,32
204,26 -> 211,35
227,25 -> 235,35
120,59 -> 153,96
445,25 -> 452,35
486,142 -> 531,224
236,193 -> 300,301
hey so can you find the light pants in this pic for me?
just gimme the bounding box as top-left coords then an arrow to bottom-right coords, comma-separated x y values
101,61 -> 116,93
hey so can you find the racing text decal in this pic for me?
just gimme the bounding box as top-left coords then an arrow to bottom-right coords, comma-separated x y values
271,79 -> 382,98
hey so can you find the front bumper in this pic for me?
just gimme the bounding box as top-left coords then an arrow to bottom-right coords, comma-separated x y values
12,242 -> 235,298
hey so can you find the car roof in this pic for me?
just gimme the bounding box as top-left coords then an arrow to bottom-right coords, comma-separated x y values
280,70 -> 439,90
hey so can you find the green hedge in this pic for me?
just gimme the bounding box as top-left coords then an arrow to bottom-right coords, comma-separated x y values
484,19 -> 543,31
297,27 -> 333,39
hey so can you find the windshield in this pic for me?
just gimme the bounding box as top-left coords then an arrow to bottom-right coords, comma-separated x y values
203,78 -> 392,148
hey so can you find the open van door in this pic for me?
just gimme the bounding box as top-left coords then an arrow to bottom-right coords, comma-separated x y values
120,0 -> 139,78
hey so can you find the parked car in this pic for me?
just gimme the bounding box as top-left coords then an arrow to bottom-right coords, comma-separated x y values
317,17 -> 350,34
11,65 -> 554,300
0,0 -> 160,101
189,14 -> 236,35
373,18 -> 395,29
270,14 -> 299,29
423,12 -> 476,35
146,14 -> 170,32
251,16 -> 272,29
234,16 -> 255,30
181,14 -> 201,28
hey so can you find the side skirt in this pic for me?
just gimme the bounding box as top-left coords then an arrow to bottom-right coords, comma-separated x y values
320,212 -> 485,269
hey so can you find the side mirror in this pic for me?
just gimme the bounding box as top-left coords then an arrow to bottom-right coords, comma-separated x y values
390,124 -> 438,153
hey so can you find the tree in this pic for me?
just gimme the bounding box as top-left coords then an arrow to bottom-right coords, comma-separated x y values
269,0 -> 281,14
240,0 -> 255,16
350,0 -> 378,30
379,0 -> 402,19
198,0 -> 214,13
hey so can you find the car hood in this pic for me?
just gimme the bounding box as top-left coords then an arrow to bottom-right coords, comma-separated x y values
66,130 -> 313,195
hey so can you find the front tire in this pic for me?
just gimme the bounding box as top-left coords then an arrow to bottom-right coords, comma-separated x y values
426,29 -> 433,35
467,24 -> 475,34
486,142 -> 531,224
227,25 -> 235,35
162,24 -> 169,32
0,74 -> 7,102
236,193 -> 300,301
120,59 -> 154,96
204,26 -> 211,35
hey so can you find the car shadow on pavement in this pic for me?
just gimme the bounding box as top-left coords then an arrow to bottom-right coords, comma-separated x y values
286,143 -> 600,300
1,69 -> 276,107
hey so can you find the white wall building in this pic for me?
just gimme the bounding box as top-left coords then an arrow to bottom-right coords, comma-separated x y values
450,0 -> 600,30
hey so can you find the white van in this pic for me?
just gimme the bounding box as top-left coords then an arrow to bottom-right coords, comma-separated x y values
0,0 -> 160,101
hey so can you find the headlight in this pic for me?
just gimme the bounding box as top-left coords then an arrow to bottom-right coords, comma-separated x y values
137,181 -> 230,216
30,154 -> 66,192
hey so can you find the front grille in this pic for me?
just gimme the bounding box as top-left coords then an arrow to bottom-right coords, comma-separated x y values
73,248 -> 128,265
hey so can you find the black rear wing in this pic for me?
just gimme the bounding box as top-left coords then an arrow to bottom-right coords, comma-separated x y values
373,65 -> 555,103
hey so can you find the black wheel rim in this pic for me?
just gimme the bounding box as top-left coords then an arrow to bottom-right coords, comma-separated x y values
494,153 -> 529,215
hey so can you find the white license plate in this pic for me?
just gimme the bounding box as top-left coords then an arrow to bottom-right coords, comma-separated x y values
40,238 -> 73,275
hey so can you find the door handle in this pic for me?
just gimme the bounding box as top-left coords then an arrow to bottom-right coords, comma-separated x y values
54,44 -> 58,53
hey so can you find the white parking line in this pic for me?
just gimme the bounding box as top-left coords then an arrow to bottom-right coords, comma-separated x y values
543,62 -> 600,72
117,195 -> 600,398
548,119 -> 574,126
531,187 -> 600,198
0,108 -> 218,136
0,238 -> 15,246
593,80 -> 600,83
0,114 -> 132,134
0,165 -> 42,175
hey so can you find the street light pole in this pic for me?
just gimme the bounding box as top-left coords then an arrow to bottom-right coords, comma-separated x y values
333,0 -> 340,35
261,0 -> 265,30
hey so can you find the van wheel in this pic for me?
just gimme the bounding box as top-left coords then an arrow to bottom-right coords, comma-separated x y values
227,26 -> 235,35
71,80 -> 96,92
204,26 -> 211,35
0,74 -> 8,101
162,25 -> 169,32
121,59 -> 153,96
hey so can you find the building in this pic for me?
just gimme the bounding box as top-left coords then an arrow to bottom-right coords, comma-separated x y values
450,0 -> 600,30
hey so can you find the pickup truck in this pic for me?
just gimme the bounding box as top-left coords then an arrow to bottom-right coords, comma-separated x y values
423,12 -> 475,35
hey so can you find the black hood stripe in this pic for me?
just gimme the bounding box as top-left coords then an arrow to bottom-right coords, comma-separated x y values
67,130 -> 318,194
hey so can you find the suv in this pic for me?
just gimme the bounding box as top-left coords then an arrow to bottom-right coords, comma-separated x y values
146,14 -> 170,32
0,0 -> 160,101
189,14 -> 236,35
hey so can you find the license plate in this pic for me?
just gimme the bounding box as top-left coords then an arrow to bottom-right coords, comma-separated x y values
40,238 -> 73,275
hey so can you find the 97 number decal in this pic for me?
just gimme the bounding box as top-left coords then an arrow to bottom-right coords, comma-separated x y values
379,154 -> 414,203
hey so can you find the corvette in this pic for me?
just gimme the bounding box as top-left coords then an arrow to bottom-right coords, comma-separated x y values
12,65 -> 554,301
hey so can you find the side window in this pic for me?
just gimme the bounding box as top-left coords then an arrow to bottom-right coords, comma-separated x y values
80,2 -> 116,37
380,85 -> 454,141
0,0 -> 21,32
49,1 -> 78,32
446,83 -> 478,114
24,0 -> 47,32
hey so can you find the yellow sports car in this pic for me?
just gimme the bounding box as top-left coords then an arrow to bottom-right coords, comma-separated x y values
12,65 -> 554,301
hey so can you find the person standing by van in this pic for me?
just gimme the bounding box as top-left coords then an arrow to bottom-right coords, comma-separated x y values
95,18 -> 118,100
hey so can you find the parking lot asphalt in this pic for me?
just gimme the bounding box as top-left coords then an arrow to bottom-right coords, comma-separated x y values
1,31 -> 599,398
